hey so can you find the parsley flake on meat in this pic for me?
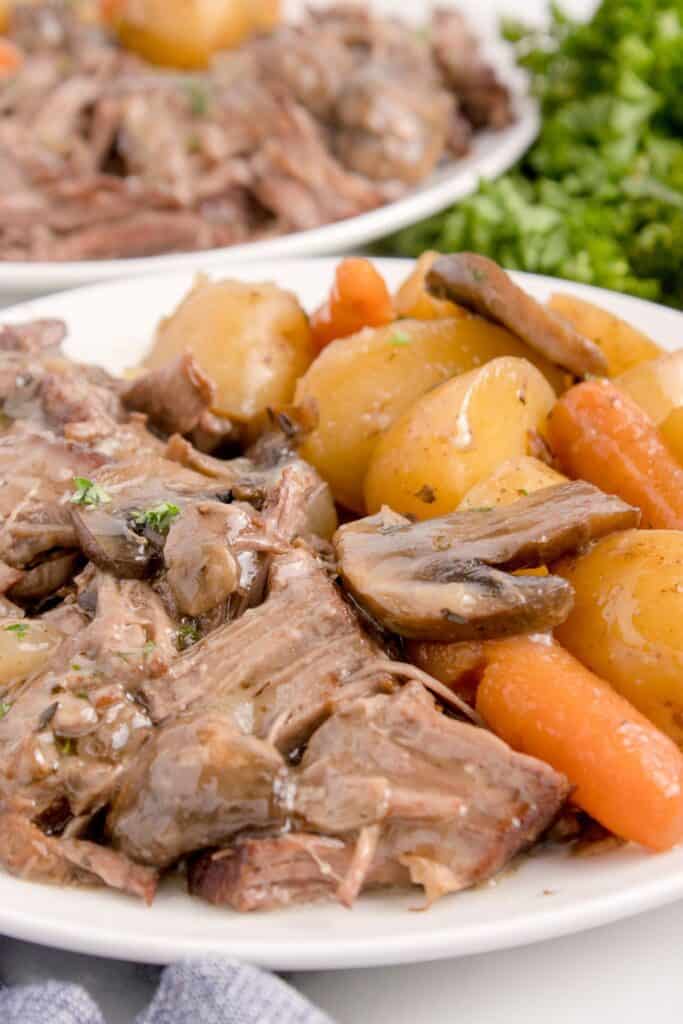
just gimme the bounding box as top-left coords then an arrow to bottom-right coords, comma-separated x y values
4,622 -> 28,639
132,501 -> 180,534
70,477 -> 111,507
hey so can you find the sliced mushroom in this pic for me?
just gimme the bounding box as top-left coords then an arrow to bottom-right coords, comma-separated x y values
70,505 -> 155,579
426,253 -> 608,377
334,481 -> 638,641
8,550 -> 81,601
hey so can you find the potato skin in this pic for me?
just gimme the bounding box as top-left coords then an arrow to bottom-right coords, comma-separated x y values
548,293 -> 662,376
364,356 -> 556,519
458,455 -> 566,511
555,530 -> 683,748
296,319 -> 564,512
145,276 -> 314,424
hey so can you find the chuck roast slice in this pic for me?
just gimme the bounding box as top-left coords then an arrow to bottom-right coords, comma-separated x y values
334,481 -> 639,641
190,684 -> 569,911
140,547 -> 392,752
107,713 -> 286,869
0,811 -> 157,903
427,253 -> 608,377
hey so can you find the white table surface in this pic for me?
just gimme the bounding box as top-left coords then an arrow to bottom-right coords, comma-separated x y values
4,0 -> 678,1019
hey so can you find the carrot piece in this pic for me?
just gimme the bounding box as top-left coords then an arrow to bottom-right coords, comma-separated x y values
310,258 -> 394,350
547,377 -> 683,529
477,637 -> 683,851
0,39 -> 23,77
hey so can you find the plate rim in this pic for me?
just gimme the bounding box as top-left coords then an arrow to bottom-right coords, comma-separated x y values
2,258 -> 683,969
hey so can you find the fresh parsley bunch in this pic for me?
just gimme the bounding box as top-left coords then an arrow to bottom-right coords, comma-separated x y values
388,0 -> 683,307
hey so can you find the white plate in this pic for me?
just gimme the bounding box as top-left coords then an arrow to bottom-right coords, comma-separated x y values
2,259 -> 683,969
0,0 -> 538,303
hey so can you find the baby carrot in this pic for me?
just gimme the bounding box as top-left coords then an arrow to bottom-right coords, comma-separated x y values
547,377 -> 683,528
310,258 -> 394,350
477,636 -> 683,850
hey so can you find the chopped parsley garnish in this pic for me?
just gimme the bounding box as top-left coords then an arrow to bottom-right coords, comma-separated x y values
471,268 -> 487,283
0,701 -> 11,718
184,81 -> 210,117
4,622 -> 28,639
132,502 -> 180,534
142,640 -> 156,658
517,488 -> 530,497
177,622 -> 201,650
70,477 -> 111,507
388,330 -> 412,346
56,737 -> 74,756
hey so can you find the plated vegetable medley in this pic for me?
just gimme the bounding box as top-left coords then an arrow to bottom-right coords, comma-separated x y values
2,252 -> 683,913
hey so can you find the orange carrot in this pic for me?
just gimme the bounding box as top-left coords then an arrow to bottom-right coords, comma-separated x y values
0,39 -> 23,77
477,636 -> 683,850
547,377 -> 683,529
310,258 -> 394,350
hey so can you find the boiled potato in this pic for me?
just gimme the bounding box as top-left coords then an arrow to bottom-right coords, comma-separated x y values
364,357 -> 556,519
0,620 -> 59,690
659,407 -> 683,465
548,293 -> 662,376
296,318 -> 563,512
112,0 -> 280,68
555,530 -> 683,748
145,276 -> 314,424
614,349 -> 683,426
458,455 -> 566,511
394,252 -> 467,322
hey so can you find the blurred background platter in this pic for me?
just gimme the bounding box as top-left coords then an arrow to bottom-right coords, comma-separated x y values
0,0 -> 541,301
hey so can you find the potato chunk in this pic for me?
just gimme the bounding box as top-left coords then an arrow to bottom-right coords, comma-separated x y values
614,349 -> 683,426
112,0 -> 280,69
548,293 -> 662,375
555,530 -> 683,748
145,276 -> 314,424
394,252 -> 468,322
0,620 -> 60,691
296,318 -> 564,512
364,356 -> 556,519
458,455 -> 566,511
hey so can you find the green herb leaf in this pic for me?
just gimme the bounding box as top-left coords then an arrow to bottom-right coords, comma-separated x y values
132,501 -> 180,534
142,640 -> 156,658
388,330 -> 413,347
4,622 -> 28,639
386,0 -> 683,309
70,477 -> 111,507
0,701 -> 11,718
184,81 -> 210,117
57,737 -> 74,756
177,622 -> 201,650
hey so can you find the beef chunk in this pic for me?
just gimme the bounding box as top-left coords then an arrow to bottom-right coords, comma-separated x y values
0,811 -> 156,902
121,352 -> 216,437
190,684 -> 569,911
107,713 -> 286,868
141,547 -> 392,752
